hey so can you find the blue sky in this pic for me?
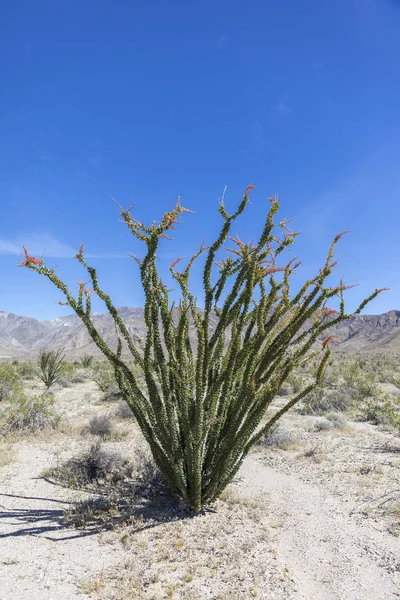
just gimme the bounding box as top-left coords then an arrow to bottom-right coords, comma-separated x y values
1,0 -> 399,320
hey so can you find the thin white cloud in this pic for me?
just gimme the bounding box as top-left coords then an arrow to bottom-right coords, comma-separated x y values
85,252 -> 131,259
0,234 -> 136,260
0,234 -> 77,258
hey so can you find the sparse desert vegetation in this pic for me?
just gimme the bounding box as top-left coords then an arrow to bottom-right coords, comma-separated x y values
1,353 -> 399,598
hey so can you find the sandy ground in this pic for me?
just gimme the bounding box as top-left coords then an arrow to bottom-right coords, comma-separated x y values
1,380 -> 400,599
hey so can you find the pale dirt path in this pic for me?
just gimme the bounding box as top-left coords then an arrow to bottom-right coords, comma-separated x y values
238,454 -> 400,600
1,438 -> 399,599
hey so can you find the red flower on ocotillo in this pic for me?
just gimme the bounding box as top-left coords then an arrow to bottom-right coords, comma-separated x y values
321,335 -> 338,348
18,246 -> 44,267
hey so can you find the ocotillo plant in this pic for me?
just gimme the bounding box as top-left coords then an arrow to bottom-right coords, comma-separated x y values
20,186 -> 383,511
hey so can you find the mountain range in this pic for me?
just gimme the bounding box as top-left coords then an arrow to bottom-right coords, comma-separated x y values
0,308 -> 400,361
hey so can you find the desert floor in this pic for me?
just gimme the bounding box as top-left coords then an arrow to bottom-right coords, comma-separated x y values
1,379 -> 399,600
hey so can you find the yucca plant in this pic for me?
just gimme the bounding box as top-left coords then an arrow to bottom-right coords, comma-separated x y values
37,348 -> 66,388
81,354 -> 94,368
20,186 -> 384,511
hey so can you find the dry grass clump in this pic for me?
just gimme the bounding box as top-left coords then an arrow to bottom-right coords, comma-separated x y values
115,400 -> 135,420
44,441 -> 134,490
325,411 -> 348,428
82,413 -> 128,440
61,445 -> 172,530
256,424 -> 298,450
43,442 -> 170,531
100,385 -> 122,403
78,575 -> 105,595
308,412 -> 347,431
56,377 -> 72,388
86,414 -> 114,438
313,416 -> 334,431
0,382 -> 14,402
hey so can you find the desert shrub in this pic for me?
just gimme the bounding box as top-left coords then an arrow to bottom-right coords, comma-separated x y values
45,441 -> 134,488
87,414 -> 113,438
62,446 -> 165,529
341,359 -> 364,387
37,348 -> 66,388
115,400 -> 135,419
300,388 -> 334,414
100,384 -> 122,402
313,416 -> 333,431
92,364 -> 117,392
15,361 -> 36,380
329,386 -> 362,411
70,367 -> 91,384
256,424 -> 297,449
301,385 -> 358,414
4,392 -> 60,432
357,394 -> 400,428
21,186 -> 383,511
354,375 -> 378,400
56,377 -> 72,388
0,364 -> 21,401
81,354 -> 94,368
326,411 -> 347,428
286,372 -> 304,394
59,361 -> 75,376
0,382 -> 14,402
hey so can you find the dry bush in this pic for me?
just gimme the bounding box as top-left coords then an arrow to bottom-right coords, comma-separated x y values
45,441 -> 134,489
313,416 -> 334,431
87,414 -> 114,438
115,400 -> 135,419
326,411 -> 347,428
100,385 -> 122,402
256,424 -> 298,450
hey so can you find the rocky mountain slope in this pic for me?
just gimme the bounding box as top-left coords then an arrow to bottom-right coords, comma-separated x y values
0,308 -> 399,360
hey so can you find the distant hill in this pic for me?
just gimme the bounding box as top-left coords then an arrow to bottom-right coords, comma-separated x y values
0,308 -> 399,361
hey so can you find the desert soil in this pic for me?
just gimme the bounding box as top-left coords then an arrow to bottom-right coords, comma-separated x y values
0,380 -> 399,600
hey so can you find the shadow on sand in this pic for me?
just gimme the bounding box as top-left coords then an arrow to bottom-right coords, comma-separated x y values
0,477 -> 201,542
